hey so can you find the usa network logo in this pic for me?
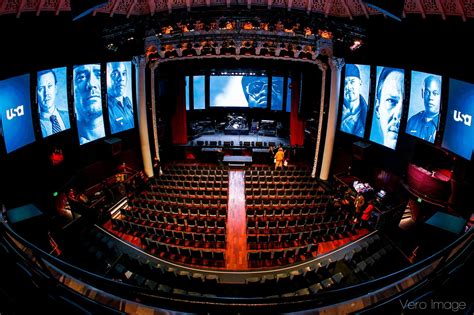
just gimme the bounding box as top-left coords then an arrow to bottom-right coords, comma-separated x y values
6,105 -> 24,120
453,109 -> 472,127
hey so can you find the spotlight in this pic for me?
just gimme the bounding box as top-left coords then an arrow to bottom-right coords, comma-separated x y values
350,40 -> 363,51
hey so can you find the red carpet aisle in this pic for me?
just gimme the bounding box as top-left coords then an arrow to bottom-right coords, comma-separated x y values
225,170 -> 249,269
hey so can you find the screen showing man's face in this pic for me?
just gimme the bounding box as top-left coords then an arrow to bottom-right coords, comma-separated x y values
109,62 -> 127,98
423,78 -> 441,116
245,78 -> 269,108
344,76 -> 362,104
37,72 -> 57,113
271,77 -> 284,110
377,70 -> 404,148
74,64 -> 102,121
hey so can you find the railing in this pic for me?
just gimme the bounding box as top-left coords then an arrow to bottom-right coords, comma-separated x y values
1,211 -> 472,313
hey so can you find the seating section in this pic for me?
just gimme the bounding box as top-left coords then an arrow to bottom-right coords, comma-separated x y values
245,167 -> 360,268
112,165 -> 228,267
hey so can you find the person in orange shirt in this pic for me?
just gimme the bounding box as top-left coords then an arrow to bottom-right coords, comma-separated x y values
274,147 -> 285,169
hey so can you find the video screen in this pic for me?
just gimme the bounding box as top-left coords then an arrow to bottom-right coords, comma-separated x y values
193,76 -> 205,110
210,75 -> 268,108
340,64 -> 371,138
406,71 -> 442,143
106,61 -> 134,134
286,77 -> 292,112
369,66 -> 405,150
73,63 -> 105,145
0,74 -> 36,153
441,79 -> 474,160
36,67 -> 70,138
185,76 -> 190,110
271,76 -> 284,111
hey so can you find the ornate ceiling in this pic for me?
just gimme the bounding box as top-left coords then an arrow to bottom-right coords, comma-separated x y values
1,0 -> 473,21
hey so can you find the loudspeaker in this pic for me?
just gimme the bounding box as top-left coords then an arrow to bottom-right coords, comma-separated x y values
70,0 -> 108,21
244,141 -> 251,147
256,141 -> 263,147
352,141 -> 371,161
210,141 -> 218,146
224,141 -> 231,147
362,0 -> 404,21
269,141 -> 276,147
197,141 -> 204,146
105,138 -> 122,156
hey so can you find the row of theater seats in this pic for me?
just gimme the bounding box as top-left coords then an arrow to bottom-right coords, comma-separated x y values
245,181 -> 321,191
246,168 -> 312,176
245,175 -> 317,185
247,221 -> 360,249
248,243 -> 318,268
143,237 -> 225,267
246,205 -> 329,218
117,210 -> 226,234
154,176 -> 229,186
149,185 -> 228,196
128,203 -> 228,219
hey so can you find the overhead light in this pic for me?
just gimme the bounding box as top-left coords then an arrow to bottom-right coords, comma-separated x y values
350,40 -> 363,51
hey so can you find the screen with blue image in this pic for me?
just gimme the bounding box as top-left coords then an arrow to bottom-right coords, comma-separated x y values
271,76 -> 284,111
185,76 -> 190,110
193,76 -> 205,110
106,61 -> 135,134
369,66 -> 405,150
441,79 -> 474,160
36,67 -> 70,138
73,63 -> 106,145
0,74 -> 36,153
286,77 -> 292,112
406,71 -> 442,144
340,64 -> 371,138
210,75 -> 270,108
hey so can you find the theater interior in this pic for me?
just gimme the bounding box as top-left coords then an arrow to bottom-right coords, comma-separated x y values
0,1 -> 473,314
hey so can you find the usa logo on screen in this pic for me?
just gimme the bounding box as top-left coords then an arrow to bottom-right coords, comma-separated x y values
6,105 -> 24,120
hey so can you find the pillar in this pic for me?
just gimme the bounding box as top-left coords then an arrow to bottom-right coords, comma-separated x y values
319,57 -> 344,180
133,55 -> 153,177
311,62 -> 328,178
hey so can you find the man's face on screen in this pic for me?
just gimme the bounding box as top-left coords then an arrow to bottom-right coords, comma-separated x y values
245,78 -> 269,108
37,72 -> 57,113
109,62 -> 127,98
74,64 -> 102,122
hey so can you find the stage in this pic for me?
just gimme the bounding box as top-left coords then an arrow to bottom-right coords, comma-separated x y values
189,131 -> 290,148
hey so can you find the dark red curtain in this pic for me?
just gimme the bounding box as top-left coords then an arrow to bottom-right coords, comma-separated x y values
171,76 -> 188,145
290,75 -> 304,146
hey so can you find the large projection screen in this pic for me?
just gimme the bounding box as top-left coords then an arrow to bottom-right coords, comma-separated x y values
0,74 -> 36,153
36,67 -> 70,138
441,79 -> 474,160
339,64 -> 371,138
406,71 -> 442,143
73,63 -> 106,145
106,61 -> 135,134
369,66 -> 405,150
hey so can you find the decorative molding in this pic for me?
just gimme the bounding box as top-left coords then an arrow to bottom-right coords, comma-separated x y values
133,55 -> 148,68
328,57 -> 344,72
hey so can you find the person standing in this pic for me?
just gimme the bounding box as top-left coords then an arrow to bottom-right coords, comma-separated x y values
274,147 -> 285,169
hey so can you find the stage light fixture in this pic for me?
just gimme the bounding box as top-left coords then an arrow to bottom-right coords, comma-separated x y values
350,40 -> 363,51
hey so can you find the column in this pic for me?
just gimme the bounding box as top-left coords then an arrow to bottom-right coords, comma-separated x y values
133,55 -> 153,178
149,61 -> 160,162
311,62 -> 328,178
319,57 -> 344,181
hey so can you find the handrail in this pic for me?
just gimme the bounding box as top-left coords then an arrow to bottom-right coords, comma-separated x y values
1,212 -> 472,313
